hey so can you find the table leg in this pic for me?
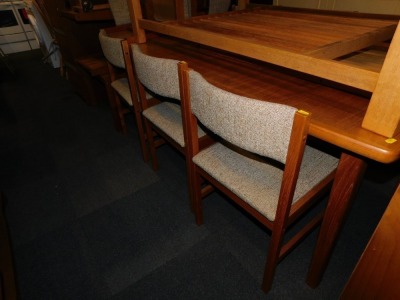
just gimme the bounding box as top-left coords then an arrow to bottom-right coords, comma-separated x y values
306,152 -> 367,288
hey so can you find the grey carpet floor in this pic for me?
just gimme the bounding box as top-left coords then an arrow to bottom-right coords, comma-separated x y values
0,50 -> 398,299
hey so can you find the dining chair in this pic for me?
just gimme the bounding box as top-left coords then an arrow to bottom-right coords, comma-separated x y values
98,30 -> 148,161
178,61 -> 339,293
130,44 -> 209,171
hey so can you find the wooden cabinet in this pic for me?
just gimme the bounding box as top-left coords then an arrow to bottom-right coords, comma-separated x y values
37,0 -> 115,104
340,184 -> 400,299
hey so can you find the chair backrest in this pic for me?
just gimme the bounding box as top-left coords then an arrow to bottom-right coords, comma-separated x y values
187,70 -> 298,164
109,0 -> 131,25
131,44 -> 181,100
98,29 -> 125,69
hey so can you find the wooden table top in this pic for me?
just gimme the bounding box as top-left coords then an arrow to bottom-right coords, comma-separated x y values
138,35 -> 400,164
137,7 -> 399,92
171,8 -> 397,58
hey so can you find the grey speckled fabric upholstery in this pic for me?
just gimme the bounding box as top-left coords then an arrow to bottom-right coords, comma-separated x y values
131,44 -> 181,100
111,78 -> 132,105
99,30 -> 132,107
98,29 -> 125,69
109,0 -> 131,25
143,102 -> 206,147
189,71 -> 297,164
132,44 -> 205,147
189,70 -> 339,221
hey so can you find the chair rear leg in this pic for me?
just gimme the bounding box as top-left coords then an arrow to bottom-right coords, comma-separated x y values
144,118 -> 159,170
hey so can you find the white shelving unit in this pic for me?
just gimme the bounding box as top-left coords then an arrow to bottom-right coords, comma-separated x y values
0,0 -> 39,54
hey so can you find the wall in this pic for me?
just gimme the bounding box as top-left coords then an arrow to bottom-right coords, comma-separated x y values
273,0 -> 400,15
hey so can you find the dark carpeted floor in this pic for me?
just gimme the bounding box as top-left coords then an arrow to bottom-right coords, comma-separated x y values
0,50 -> 399,299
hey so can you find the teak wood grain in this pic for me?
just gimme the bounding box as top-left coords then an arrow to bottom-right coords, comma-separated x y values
340,184 -> 400,299
362,22 -> 400,138
136,37 -> 400,164
129,4 -> 400,138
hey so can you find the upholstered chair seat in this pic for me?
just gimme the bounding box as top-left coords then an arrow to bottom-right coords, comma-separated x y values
110,78 -> 132,105
193,143 -> 338,221
143,102 -> 206,148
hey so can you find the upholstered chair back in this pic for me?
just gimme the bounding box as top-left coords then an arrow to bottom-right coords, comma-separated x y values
188,70 -> 298,164
98,29 -> 125,69
131,44 -> 181,100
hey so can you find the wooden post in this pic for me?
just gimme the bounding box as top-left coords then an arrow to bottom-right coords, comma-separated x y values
362,21 -> 400,138
127,0 -> 147,43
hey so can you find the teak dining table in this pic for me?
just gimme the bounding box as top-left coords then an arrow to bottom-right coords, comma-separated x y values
126,3 -> 400,288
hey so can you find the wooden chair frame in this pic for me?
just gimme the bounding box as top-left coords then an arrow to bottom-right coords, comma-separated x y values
178,61 -> 336,292
131,46 -> 183,171
121,37 -> 149,162
129,44 -> 214,171
102,25 -> 131,133
100,28 -> 149,162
